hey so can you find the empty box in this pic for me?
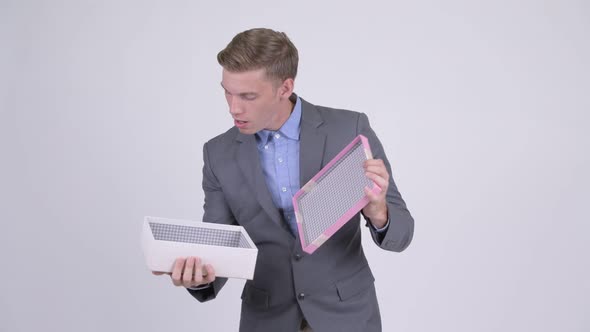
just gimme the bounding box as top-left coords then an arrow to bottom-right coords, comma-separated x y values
141,216 -> 258,280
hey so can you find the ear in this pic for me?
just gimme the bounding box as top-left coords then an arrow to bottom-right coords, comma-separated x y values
277,78 -> 295,99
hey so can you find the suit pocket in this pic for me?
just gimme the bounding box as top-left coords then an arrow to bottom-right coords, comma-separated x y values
335,264 -> 375,301
241,283 -> 270,309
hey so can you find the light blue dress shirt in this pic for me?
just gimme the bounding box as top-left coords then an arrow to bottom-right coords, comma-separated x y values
255,97 -> 302,235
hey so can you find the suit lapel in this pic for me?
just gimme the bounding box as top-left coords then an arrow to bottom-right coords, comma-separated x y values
299,98 -> 326,186
235,132 -> 284,228
233,95 -> 326,238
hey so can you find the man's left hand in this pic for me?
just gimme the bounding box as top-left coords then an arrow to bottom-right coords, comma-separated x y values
362,159 -> 389,229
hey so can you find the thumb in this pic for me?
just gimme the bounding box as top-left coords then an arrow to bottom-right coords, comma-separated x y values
364,186 -> 378,201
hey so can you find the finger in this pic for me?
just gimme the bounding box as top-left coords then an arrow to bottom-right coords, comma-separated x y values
364,186 -> 381,202
191,257 -> 204,287
171,258 -> 185,287
152,271 -> 171,276
203,264 -> 216,284
364,159 -> 388,175
364,159 -> 384,168
365,172 -> 388,190
182,257 -> 196,287
364,165 -> 390,180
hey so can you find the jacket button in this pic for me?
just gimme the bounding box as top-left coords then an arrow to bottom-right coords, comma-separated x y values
298,292 -> 305,300
294,254 -> 302,261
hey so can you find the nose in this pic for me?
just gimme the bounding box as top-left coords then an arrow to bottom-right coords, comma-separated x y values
228,96 -> 243,116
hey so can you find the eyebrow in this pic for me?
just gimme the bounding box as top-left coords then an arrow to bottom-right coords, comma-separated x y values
220,83 -> 258,98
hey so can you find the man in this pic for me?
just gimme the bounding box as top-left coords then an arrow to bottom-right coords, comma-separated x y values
154,28 -> 414,332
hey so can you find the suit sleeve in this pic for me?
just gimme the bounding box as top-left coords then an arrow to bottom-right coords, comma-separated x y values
357,112 -> 414,252
186,142 -> 236,302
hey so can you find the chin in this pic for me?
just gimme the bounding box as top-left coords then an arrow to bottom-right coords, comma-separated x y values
237,127 -> 257,135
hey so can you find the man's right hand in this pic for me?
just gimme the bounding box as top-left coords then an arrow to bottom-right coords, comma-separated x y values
152,256 -> 216,288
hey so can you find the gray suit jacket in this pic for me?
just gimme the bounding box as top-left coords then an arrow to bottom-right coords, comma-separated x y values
188,95 -> 414,332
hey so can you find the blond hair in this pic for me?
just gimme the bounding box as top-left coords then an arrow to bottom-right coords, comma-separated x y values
217,28 -> 298,82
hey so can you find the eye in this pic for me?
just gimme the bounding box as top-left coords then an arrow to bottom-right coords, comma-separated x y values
242,95 -> 257,101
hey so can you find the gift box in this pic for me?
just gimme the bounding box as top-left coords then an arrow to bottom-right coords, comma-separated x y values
141,216 -> 258,280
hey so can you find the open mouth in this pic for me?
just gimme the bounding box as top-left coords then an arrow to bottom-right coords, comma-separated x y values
234,119 -> 248,128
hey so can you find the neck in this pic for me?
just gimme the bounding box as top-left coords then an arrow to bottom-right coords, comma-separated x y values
268,98 -> 295,131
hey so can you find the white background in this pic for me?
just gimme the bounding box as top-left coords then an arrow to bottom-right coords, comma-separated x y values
1,0 -> 589,331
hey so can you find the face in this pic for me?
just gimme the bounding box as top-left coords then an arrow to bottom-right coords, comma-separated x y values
221,68 -> 292,134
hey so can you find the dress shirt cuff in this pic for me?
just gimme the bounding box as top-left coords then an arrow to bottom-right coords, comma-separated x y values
187,283 -> 212,291
371,218 -> 390,233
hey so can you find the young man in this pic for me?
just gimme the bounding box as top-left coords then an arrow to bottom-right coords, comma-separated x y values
154,28 -> 414,332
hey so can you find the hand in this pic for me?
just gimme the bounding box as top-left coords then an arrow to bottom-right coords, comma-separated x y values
362,159 -> 389,229
152,256 -> 216,288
